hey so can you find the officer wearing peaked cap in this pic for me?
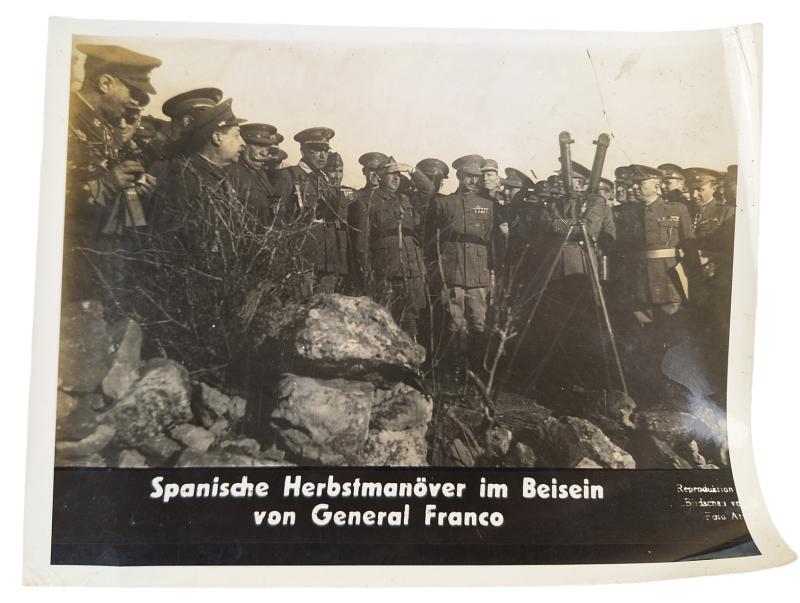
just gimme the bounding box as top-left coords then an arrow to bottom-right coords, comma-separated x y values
614,165 -> 636,204
481,159 -> 503,202
502,167 -> 534,200
272,126 -> 347,297
349,158 -> 427,338
353,152 -> 390,203
684,167 -> 734,242
658,163 -> 688,204
226,123 -> 281,226
683,168 -> 735,329
425,154 -> 494,378
239,123 -> 278,171
612,164 -> 704,325
64,43 -> 162,302
325,152 -> 345,189
149,99 -> 248,246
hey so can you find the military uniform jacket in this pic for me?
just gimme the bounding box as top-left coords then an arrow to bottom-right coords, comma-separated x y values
149,153 -> 258,260
540,194 -> 616,279
349,188 -> 425,284
271,162 -> 348,275
426,190 -> 494,288
66,92 -> 126,237
225,158 -> 280,227
692,201 -> 735,250
613,196 -> 698,305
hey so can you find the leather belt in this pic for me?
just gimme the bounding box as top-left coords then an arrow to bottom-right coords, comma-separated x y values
374,227 -> 418,239
445,234 -> 487,246
643,248 -> 677,259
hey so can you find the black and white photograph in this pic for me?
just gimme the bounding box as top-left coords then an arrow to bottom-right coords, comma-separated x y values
19,13 -> 796,584
56,30 -> 741,472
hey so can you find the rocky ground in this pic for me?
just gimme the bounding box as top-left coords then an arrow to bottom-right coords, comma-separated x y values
54,295 -> 729,469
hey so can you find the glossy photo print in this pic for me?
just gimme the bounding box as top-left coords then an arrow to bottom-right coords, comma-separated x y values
23,18 -> 794,585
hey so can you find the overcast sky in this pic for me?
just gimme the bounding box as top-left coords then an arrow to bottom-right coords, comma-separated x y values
74,27 -> 741,192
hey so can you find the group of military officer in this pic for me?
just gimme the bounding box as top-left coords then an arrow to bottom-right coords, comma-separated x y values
65,44 -> 737,390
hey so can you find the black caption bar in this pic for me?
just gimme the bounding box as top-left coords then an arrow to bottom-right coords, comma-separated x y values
51,467 -> 757,566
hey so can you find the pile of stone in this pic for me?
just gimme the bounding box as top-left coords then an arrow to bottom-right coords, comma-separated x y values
443,387 -> 729,470
55,301 -> 289,468
261,294 -> 433,466
55,297 -> 727,470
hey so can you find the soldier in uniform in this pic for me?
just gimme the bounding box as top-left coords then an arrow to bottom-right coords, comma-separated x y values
226,123 -> 281,226
425,154 -> 494,376
523,163 -> 616,390
65,43 -> 162,302
538,160 -> 615,282
271,127 -> 348,297
149,99 -> 247,251
613,165 -> 705,327
684,167 -> 736,365
481,159 -> 509,274
612,165 -> 705,402
500,168 -> 536,292
324,152 -> 355,292
349,158 -> 427,339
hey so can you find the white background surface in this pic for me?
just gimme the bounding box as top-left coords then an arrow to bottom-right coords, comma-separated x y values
1,0 -> 797,599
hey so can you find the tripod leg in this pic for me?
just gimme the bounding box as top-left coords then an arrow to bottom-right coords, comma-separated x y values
580,222 -> 629,395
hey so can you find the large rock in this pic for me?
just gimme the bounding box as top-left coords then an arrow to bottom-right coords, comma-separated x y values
58,300 -> 111,393
101,319 -> 142,400
361,423 -> 429,466
526,416 -> 636,469
270,374 -> 373,464
258,294 -> 426,378
106,359 -> 193,447
54,424 -> 116,460
55,390 -> 99,441
371,383 -> 432,431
